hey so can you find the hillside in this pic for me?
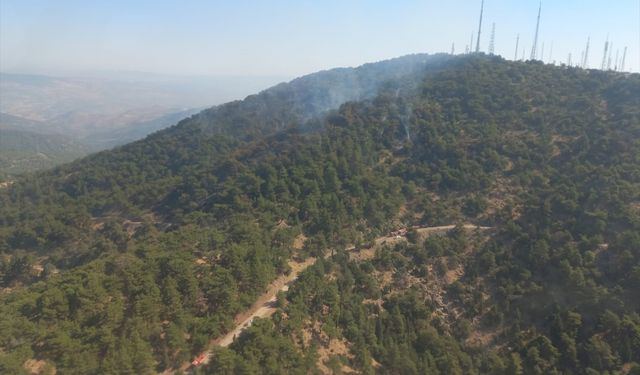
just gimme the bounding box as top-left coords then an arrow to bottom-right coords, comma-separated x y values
80,108 -> 201,151
0,125 -> 88,176
1,55 -> 639,374
0,72 -> 286,172
0,53 -> 454,265
0,112 -> 48,133
0,108 -> 208,176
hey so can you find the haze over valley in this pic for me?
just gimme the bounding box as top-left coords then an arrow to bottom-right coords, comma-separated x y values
0,72 -> 285,174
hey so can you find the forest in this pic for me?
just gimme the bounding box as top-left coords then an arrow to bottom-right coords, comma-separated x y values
1,55 -> 639,374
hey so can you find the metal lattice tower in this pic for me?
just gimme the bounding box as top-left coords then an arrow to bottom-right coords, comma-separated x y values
475,0 -> 484,53
601,36 -> 609,70
582,37 -> 590,68
514,34 -> 520,60
614,49 -> 620,71
488,23 -> 496,55
470,33 -> 475,54
549,41 -> 554,63
621,46 -> 627,71
530,2 -> 542,60
451,43 -> 455,55
541,42 -> 545,62
607,42 -> 614,70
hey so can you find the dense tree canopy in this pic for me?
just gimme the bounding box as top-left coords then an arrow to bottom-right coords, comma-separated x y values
1,55 -> 639,374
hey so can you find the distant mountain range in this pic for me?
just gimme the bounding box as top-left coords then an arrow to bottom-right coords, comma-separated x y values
0,72 -> 287,175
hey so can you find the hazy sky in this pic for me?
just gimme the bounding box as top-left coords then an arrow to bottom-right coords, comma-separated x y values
1,0 -> 639,77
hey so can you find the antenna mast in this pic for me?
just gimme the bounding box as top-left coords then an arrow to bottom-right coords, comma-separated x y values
607,42 -> 614,70
530,2 -> 542,60
470,32 -> 475,54
621,46 -> 627,71
582,37 -> 590,68
601,36 -> 609,70
475,0 -> 484,53
489,23 -> 496,55
514,34 -> 520,60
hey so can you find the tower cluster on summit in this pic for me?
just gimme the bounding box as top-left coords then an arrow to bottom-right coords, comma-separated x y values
456,0 -> 632,72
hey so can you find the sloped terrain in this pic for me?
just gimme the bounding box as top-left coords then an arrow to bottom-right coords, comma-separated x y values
1,55 -> 639,374
0,127 -> 88,176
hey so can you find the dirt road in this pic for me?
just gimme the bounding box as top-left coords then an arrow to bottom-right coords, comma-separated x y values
178,223 -> 492,371
170,257 -> 316,372
416,224 -> 492,234
214,257 -> 315,348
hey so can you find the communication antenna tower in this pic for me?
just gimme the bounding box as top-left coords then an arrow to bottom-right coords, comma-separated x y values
476,0 -> 484,53
601,36 -> 609,70
470,33 -> 475,54
514,34 -> 520,60
582,37 -> 590,68
530,2 -> 542,60
489,23 -> 496,55
621,46 -> 627,71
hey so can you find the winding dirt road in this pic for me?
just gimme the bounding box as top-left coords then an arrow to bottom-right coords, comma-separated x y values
175,223 -> 491,372
214,257 -> 315,348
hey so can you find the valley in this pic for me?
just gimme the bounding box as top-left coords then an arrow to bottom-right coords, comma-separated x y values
0,72 -> 285,176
